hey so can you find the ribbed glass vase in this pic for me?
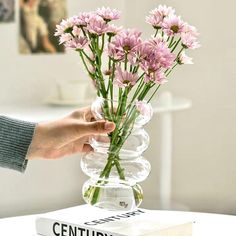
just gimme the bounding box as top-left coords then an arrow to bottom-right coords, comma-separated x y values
80,97 -> 153,211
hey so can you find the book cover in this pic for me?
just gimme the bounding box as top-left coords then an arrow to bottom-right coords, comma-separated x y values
36,204 -> 192,236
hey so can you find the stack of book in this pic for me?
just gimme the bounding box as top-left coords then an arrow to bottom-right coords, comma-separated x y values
36,204 -> 192,236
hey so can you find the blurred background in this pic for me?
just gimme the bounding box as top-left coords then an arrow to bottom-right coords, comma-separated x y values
0,0 -> 236,217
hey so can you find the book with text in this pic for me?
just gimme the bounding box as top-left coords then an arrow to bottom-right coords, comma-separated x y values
36,204 -> 192,236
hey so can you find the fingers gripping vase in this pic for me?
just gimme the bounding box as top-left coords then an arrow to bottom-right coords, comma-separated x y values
80,97 -> 153,211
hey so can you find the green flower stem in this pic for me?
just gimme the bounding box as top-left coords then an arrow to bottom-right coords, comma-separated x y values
110,90 -> 128,145
85,100 -> 140,206
130,78 -> 145,103
113,159 -> 125,180
124,53 -> 128,71
168,36 -> 175,48
171,37 -> 181,53
81,50 -> 94,64
109,61 -> 116,119
133,65 -> 140,73
101,34 -> 105,52
154,29 -> 159,37
165,62 -> 178,77
147,84 -> 161,103
78,51 -> 94,78
132,185 -> 143,206
175,46 -> 184,60
138,83 -> 152,100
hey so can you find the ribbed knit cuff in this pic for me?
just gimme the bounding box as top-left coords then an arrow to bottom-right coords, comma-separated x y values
0,116 -> 36,173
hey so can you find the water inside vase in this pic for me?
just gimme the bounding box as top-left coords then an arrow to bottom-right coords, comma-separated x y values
82,179 -> 143,211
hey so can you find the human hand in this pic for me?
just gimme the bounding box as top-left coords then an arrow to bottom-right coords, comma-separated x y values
27,107 -> 115,160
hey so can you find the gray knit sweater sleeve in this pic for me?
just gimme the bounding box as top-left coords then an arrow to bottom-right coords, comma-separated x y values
0,116 -> 36,172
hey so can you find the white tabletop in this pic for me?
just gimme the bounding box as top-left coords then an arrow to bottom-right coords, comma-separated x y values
0,207 -> 236,236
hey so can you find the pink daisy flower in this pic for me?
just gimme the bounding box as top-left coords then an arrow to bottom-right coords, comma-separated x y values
59,33 -> 73,44
64,36 -> 89,50
144,70 -> 167,84
114,66 -> 138,88
146,5 -> 175,29
55,16 -> 82,36
150,5 -> 175,19
72,26 -> 81,36
128,41 -> 150,66
182,23 -> 199,37
55,23 -> 66,36
181,33 -> 201,49
146,15 -> 163,29
107,42 -> 125,61
162,15 -> 185,36
106,24 -> 123,37
87,15 -> 109,35
108,29 -> 142,60
77,12 -> 94,27
55,20 -> 72,36
177,51 -> 193,65
147,38 -> 175,68
96,7 -> 121,21
112,29 -> 142,52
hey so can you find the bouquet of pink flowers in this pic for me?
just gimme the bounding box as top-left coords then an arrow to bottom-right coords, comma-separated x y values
55,5 -> 200,209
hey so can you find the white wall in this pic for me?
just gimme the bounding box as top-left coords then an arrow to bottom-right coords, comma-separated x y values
129,0 -> 236,214
0,0 -> 236,217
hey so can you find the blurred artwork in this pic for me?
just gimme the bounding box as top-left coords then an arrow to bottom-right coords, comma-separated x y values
0,0 -> 14,22
19,0 -> 67,54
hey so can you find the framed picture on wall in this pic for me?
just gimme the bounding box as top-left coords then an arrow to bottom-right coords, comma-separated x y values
19,0 -> 67,54
0,0 -> 15,22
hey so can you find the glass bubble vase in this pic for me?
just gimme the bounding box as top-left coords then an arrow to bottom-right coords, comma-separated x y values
80,97 -> 153,211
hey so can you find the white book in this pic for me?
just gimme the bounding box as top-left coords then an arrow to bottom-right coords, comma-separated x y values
36,204 -> 192,236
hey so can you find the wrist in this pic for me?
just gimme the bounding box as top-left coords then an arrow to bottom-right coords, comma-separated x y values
26,123 -> 47,160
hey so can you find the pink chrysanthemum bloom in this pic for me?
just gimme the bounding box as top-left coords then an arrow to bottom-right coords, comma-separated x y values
64,36 -> 89,50
136,101 -> 153,119
77,12 -> 94,27
106,24 -> 123,37
146,15 -> 163,29
144,70 -> 167,84
128,41 -> 149,65
181,33 -> 201,49
87,15 -> 108,35
96,7 -> 121,21
136,43 -> 159,71
107,43 -> 125,61
182,23 -> 199,38
59,33 -> 73,44
55,16 -> 81,36
146,5 -> 175,29
108,29 -> 142,61
150,5 -> 175,19
55,20 -> 72,36
113,29 -> 142,52
55,23 -> 66,36
162,15 -> 185,36
177,51 -> 193,65
72,26 -> 81,36
147,38 -> 175,68
114,66 -> 138,88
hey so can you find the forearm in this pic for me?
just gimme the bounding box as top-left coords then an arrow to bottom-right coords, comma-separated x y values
0,116 -> 36,172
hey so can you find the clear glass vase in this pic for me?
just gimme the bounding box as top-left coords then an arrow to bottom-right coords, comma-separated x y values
80,97 -> 153,211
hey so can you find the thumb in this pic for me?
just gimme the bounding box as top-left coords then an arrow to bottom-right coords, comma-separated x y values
77,120 -> 115,137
